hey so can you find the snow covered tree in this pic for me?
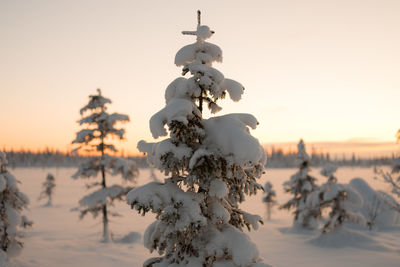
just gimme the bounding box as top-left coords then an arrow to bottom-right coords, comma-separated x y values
0,152 -> 30,259
38,173 -> 56,206
280,139 -> 320,229
127,11 -> 270,267
72,89 -> 139,242
263,181 -> 276,220
319,165 -> 366,233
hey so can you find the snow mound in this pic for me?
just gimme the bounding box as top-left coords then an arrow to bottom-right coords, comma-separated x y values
309,227 -> 390,251
114,231 -> 141,244
349,178 -> 400,227
0,250 -> 13,267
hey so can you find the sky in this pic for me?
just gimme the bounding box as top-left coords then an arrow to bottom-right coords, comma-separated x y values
0,0 -> 399,156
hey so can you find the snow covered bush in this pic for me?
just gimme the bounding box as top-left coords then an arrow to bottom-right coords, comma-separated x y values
263,181 -> 276,220
38,173 -> 56,206
280,139 -> 320,229
349,178 -> 399,230
127,11 -> 271,267
374,131 -> 400,213
0,152 -> 30,260
319,166 -> 366,233
72,89 -> 139,242
375,158 -> 400,213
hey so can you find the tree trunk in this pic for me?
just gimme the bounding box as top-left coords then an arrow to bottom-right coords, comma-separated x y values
100,137 -> 110,242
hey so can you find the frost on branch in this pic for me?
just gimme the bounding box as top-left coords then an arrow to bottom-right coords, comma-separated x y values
128,11 -> 270,266
0,152 -> 30,259
72,89 -> 138,242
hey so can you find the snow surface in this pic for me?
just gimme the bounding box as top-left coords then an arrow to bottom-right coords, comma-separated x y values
8,167 -> 400,267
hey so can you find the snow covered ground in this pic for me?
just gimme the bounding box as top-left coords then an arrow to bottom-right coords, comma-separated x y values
10,167 -> 400,267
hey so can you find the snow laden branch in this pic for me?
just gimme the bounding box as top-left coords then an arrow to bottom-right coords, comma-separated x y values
79,185 -> 133,219
128,11 -> 270,267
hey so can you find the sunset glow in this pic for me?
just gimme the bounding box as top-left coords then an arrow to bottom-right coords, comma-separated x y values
1,0 -> 399,156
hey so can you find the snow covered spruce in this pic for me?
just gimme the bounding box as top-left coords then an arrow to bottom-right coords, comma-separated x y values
72,89 -> 139,242
38,173 -> 56,206
127,11 -> 271,267
280,139 -> 320,229
262,182 -> 276,220
318,165 -> 366,233
0,152 -> 30,263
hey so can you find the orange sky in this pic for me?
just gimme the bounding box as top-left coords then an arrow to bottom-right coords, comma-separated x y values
1,0 -> 399,156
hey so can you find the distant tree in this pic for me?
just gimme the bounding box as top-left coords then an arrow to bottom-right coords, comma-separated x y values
72,89 -> 139,242
127,11 -> 270,266
263,181 -> 277,220
280,139 -> 320,229
319,165 -> 366,233
0,152 -> 30,259
38,173 -> 56,206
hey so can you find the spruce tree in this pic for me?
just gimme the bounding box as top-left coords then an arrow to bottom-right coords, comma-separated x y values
280,139 -> 320,229
319,165 -> 366,233
38,173 -> 56,206
263,181 -> 277,220
0,152 -> 30,259
72,89 -> 139,242
127,11 -> 270,267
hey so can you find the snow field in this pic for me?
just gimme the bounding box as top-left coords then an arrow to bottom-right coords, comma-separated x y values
9,167 -> 400,267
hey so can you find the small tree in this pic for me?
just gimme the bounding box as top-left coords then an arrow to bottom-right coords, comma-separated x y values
280,139 -> 320,229
72,89 -> 139,242
319,165 -> 366,233
0,152 -> 30,258
127,11 -> 270,266
374,130 -> 400,212
365,194 -> 385,230
38,173 -> 56,206
263,181 -> 277,220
